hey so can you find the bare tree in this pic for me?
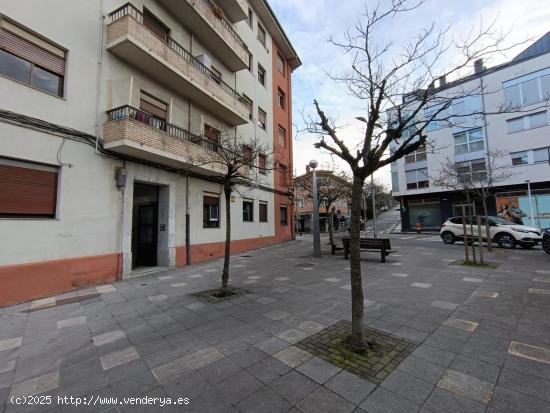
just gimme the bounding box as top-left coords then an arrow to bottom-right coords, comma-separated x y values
304,0 -> 529,351
193,132 -> 272,296
295,171 -> 352,245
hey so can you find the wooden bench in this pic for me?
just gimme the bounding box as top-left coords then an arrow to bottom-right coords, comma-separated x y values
339,236 -> 395,263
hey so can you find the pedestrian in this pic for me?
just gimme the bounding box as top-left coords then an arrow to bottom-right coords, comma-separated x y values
498,204 -> 512,221
509,201 -> 527,225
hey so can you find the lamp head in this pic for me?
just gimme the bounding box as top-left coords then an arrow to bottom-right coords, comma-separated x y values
309,159 -> 318,169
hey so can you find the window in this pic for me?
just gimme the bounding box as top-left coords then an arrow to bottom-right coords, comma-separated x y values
247,8 -> 253,27
511,151 -> 529,166
143,8 -> 170,42
257,64 -> 266,86
258,153 -> 267,174
259,201 -> 268,222
456,160 -> 487,182
0,157 -> 58,217
138,91 -> 168,132
298,198 -> 305,208
534,147 -> 550,164
453,128 -> 484,155
276,52 -> 285,76
280,206 -> 288,225
204,124 -> 220,151
257,24 -> 266,46
242,94 -> 253,120
507,111 -> 548,133
278,125 -> 286,147
243,145 -> 252,168
258,108 -> 267,129
277,88 -> 286,109
248,52 -> 253,72
405,168 -> 429,190
243,200 -> 254,222
391,171 -> 399,192
504,70 -> 550,108
424,103 -> 448,132
278,164 -> 288,186
210,66 -> 222,84
451,100 -> 465,125
203,195 -> 220,228
0,23 -> 66,97
404,145 -> 427,164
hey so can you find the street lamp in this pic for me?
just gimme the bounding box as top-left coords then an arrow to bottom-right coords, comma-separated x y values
310,159 -> 321,258
526,180 -> 535,227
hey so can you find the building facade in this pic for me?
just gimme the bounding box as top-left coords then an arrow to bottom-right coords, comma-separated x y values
0,0 -> 300,306
392,33 -> 550,232
294,168 -> 351,233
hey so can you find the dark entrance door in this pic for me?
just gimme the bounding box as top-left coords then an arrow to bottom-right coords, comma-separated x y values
132,183 -> 159,268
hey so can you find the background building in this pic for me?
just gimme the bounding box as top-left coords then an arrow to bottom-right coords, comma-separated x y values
0,0 -> 300,306
391,33 -> 550,231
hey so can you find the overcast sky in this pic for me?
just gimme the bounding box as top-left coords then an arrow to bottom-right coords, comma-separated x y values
269,0 -> 549,188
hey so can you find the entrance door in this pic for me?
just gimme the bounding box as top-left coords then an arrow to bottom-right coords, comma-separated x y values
132,183 -> 159,269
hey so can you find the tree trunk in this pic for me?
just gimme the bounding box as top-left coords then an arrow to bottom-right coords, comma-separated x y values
327,203 -> 334,246
461,206 -> 469,263
477,216 -> 484,264
221,184 -> 232,293
481,197 -> 493,252
466,194 -> 477,264
349,175 -> 367,352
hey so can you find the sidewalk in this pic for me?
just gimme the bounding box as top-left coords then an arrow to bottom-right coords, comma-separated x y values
1,237 -> 550,412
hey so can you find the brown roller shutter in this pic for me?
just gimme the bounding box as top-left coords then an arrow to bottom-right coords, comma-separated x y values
139,99 -> 167,120
203,196 -> 219,205
0,164 -> 58,216
0,28 -> 65,75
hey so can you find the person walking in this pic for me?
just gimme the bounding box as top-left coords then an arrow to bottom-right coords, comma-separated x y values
509,201 -> 527,225
498,204 -> 512,221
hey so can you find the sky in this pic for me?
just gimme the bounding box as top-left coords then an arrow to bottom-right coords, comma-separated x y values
268,0 -> 550,188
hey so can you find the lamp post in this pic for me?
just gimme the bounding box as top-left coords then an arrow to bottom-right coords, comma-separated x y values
371,174 -> 377,238
526,180 -> 535,227
310,160 -> 321,258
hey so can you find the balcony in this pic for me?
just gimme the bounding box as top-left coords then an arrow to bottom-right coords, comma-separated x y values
103,105 -> 224,174
217,0 -> 248,23
106,4 -> 249,126
156,0 -> 249,71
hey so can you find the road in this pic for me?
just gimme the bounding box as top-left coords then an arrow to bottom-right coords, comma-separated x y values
363,208 -> 401,236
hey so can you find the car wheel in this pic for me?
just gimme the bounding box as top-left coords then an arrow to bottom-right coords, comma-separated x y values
543,237 -> 550,254
496,233 -> 516,249
441,231 -> 455,245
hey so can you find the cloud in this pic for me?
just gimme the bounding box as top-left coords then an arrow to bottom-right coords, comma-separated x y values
269,0 -> 548,189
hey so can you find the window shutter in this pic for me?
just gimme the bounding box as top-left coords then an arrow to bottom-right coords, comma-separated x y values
0,28 -> 65,75
0,163 -> 58,216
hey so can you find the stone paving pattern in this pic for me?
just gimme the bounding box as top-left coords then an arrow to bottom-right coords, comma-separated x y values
1,234 -> 550,412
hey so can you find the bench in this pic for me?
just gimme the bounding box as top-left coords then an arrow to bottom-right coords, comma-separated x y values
339,236 -> 395,263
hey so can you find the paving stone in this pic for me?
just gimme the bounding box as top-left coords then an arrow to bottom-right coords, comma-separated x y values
0,337 -> 22,352
450,355 -> 501,384
527,288 -> 550,295
273,346 -> 312,368
488,385 -> 550,413
189,274 -> 204,278
170,282 -> 187,288
443,319 -> 478,332
0,359 -> 16,375
93,330 -> 126,346
9,371 -> 59,398
237,387 -> 292,413
272,287 -> 289,293
216,370 -> 263,404
296,387 -> 355,413
359,387 -> 419,413
96,285 -> 116,293
199,357 -> 243,384
186,302 -> 206,311
391,273 -> 409,278
247,356 -> 291,384
508,341 -> 550,364
381,369 -> 434,405
397,355 -> 446,384
184,346 -> 225,370
462,277 -> 483,283
57,316 -> 86,329
324,370 -> 376,404
30,297 -> 56,309
256,297 -> 276,304
299,321 -> 324,334
423,387 -> 486,413
151,356 -> 193,385
411,283 -> 431,288
498,368 -> 550,402
229,346 -> 269,369
412,344 -> 456,367
274,277 -> 290,281
324,278 -> 341,282
296,357 -> 342,384
472,291 -> 498,298
270,370 -> 319,405
158,275 -> 174,280
535,270 -> 550,274
431,301 -> 458,311
437,368 -> 494,404
275,329 -> 308,344
339,284 -> 352,291
148,294 -> 168,302
255,337 -> 289,355
100,347 -> 140,370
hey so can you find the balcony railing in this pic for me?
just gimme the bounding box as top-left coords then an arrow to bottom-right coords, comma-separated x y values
109,3 -> 243,102
203,0 -> 247,51
106,105 -> 219,152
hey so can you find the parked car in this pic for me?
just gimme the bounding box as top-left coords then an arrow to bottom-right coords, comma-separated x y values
543,228 -> 550,254
440,216 -> 543,249
381,206 -> 388,212
394,206 -> 401,211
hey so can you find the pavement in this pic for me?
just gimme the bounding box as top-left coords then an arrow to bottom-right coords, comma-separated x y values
1,234 -> 550,412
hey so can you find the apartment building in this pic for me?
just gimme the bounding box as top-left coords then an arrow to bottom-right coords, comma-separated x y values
0,0 -> 300,306
391,32 -> 550,231
294,167 -> 351,233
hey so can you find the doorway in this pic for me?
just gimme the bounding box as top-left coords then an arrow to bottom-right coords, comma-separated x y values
132,183 -> 159,269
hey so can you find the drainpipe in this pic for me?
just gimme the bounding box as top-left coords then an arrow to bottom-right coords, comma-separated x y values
95,0 -> 105,154
185,175 -> 191,265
